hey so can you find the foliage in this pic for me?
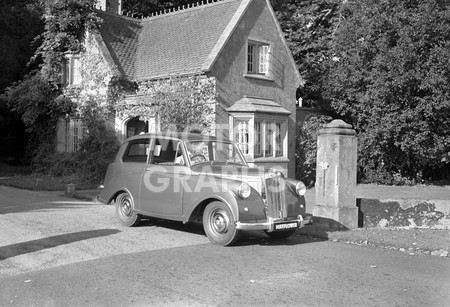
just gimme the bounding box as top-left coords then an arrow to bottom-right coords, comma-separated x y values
271,0 -> 342,108
0,96 -> 26,160
0,0 -> 43,93
75,116 -> 120,184
296,114 -> 333,187
34,0 -> 101,84
31,143 -> 78,175
123,0 -> 217,17
116,75 -> 216,133
4,73 -> 76,155
326,0 -> 450,183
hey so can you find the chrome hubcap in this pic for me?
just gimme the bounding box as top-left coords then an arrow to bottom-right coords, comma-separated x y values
120,196 -> 132,216
211,209 -> 229,234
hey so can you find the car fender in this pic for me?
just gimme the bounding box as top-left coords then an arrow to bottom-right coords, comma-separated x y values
182,179 -> 266,224
99,164 -> 144,207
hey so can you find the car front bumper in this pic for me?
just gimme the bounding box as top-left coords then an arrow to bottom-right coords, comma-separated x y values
235,214 -> 313,232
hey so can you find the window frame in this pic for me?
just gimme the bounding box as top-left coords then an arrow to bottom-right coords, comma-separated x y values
62,54 -> 82,86
58,117 -> 84,153
229,113 -> 288,161
255,117 -> 287,158
244,38 -> 273,80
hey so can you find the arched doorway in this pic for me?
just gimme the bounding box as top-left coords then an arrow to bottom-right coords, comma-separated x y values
126,117 -> 148,138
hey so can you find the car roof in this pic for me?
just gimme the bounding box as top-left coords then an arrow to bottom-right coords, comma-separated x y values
125,132 -> 232,143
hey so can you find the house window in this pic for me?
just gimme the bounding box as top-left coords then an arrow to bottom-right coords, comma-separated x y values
73,124 -> 79,152
235,120 -> 250,155
247,41 -> 270,75
62,55 -> 81,86
228,96 -> 290,161
64,120 -> 70,152
58,118 -> 84,153
255,120 -> 284,158
275,122 -> 282,156
265,122 -> 273,156
254,121 -> 262,156
230,116 -> 287,160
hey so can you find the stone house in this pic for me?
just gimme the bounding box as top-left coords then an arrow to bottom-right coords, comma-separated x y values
58,0 -> 303,177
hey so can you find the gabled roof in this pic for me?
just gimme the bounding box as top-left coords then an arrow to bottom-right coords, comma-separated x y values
95,0 -> 301,85
97,0 -> 250,81
136,0 -> 247,80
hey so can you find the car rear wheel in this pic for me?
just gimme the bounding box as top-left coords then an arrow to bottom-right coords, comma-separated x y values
203,201 -> 240,246
115,192 -> 141,227
265,229 -> 296,239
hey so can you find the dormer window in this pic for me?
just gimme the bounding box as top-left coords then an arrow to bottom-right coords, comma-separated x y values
62,54 -> 81,86
247,40 -> 270,76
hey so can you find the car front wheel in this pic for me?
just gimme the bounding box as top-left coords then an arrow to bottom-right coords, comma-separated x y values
203,201 -> 240,246
115,192 -> 141,227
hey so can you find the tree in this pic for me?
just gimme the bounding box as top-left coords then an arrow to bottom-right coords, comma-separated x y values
123,0 -> 218,17
271,0 -> 343,108
0,0 -> 43,93
4,73 -> 75,156
3,0 -> 101,159
326,0 -> 450,182
34,0 -> 101,84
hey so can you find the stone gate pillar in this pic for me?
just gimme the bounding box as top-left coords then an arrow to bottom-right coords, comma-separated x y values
313,119 -> 358,229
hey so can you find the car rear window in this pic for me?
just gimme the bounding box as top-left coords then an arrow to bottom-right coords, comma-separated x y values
122,139 -> 150,163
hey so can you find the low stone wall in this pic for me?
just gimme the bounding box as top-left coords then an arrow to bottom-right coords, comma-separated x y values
357,198 -> 450,229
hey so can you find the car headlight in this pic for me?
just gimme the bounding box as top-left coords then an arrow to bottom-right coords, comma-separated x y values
237,182 -> 251,199
295,182 -> 306,196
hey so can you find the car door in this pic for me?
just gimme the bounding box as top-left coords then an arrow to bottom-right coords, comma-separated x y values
139,138 -> 190,218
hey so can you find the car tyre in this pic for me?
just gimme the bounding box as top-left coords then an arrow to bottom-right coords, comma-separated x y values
115,192 -> 141,227
265,229 -> 296,239
203,201 -> 240,246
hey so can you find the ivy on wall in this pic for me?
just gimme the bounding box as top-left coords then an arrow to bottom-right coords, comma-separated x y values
115,75 -> 217,133
68,33 -> 116,122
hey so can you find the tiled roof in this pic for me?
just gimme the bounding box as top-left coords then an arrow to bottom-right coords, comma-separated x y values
96,0 -> 246,81
97,12 -> 141,78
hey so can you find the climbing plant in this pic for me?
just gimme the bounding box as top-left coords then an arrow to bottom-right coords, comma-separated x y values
115,75 -> 216,133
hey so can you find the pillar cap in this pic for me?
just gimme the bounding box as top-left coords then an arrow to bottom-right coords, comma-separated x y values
319,119 -> 356,136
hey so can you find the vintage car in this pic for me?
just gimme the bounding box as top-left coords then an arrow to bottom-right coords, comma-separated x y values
99,132 -> 311,246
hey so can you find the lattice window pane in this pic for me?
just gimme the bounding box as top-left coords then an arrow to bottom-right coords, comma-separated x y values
258,45 -> 269,74
254,121 -> 262,156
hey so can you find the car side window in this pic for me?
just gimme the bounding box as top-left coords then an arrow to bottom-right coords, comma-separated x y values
122,139 -> 150,163
151,138 -> 181,166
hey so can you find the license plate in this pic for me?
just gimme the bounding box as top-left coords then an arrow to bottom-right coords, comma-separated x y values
274,222 -> 298,230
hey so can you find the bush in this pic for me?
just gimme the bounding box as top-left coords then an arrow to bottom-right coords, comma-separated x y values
31,142 -> 77,176
74,120 -> 120,184
30,119 -> 119,185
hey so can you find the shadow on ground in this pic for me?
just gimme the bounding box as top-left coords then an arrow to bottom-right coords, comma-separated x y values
136,218 -> 327,247
0,229 -> 121,260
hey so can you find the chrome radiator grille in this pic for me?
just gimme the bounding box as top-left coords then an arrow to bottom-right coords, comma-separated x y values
265,175 -> 287,219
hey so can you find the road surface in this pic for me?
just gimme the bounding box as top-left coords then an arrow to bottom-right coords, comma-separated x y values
0,186 -> 449,306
